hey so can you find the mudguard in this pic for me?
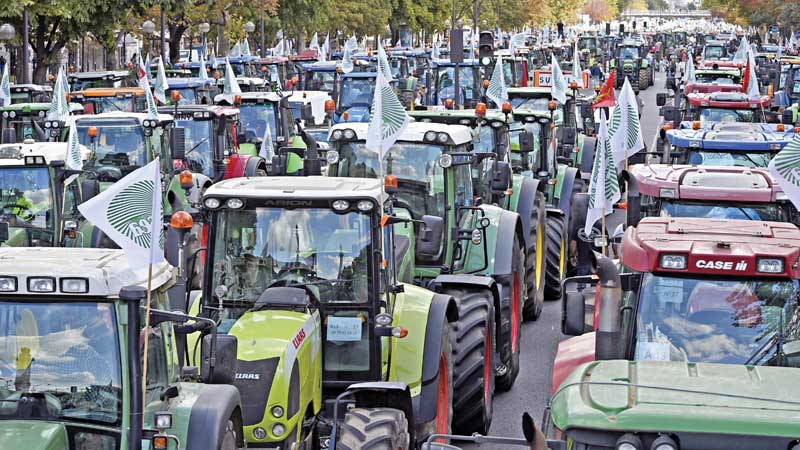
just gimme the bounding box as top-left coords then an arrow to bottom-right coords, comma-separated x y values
184,384 -> 244,450
416,293 -> 458,424
511,177 -> 544,253
243,155 -> 267,177
579,136 -> 596,175
556,166 -> 580,225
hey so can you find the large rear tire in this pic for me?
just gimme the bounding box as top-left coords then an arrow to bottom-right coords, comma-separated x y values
336,408 -> 409,450
497,235 -> 525,391
523,191 -> 546,321
445,288 -> 495,435
638,68 -> 648,91
544,215 -> 567,300
430,316 -> 454,440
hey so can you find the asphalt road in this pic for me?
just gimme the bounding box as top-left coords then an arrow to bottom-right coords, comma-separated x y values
459,70 -> 667,449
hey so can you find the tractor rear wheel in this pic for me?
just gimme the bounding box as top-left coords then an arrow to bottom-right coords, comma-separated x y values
638,69 -> 648,91
445,288 -> 495,435
431,316 -> 454,438
336,408 -> 409,450
544,215 -> 567,300
497,235 -> 525,391
523,191 -> 546,321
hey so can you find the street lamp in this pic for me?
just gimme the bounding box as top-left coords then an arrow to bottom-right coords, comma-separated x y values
244,22 -> 255,34
199,22 -> 210,59
142,20 -> 156,58
0,24 -> 14,82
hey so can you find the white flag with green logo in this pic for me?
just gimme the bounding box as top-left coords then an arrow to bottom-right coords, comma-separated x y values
584,109 -> 620,237
366,70 -> 410,156
59,65 -> 70,93
0,64 -> 10,107
78,158 -> 164,270
143,75 -> 159,119
551,54 -> 567,105
487,56 -> 507,108
198,54 -> 209,81
769,134 -> 800,210
47,72 -> 70,121
608,77 -> 644,167
342,35 -> 358,74
377,42 -> 394,81
154,58 -> 169,104
220,57 -> 242,104
65,118 -> 82,171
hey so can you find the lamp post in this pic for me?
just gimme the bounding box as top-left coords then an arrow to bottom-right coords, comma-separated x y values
0,23 -> 14,80
244,21 -> 255,55
160,9 -> 167,65
199,22 -> 210,59
259,4 -> 265,57
142,20 -> 156,60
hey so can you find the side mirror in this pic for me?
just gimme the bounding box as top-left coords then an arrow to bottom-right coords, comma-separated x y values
561,276 -> 594,336
782,109 -> 794,125
170,127 -> 186,161
561,126 -> 576,146
660,105 -> 677,122
579,101 -> 592,120
490,161 -> 511,192
200,334 -> 237,384
301,103 -> 314,122
1,128 -> 15,144
665,76 -> 676,90
416,215 -> 444,259
81,177 -> 100,203
518,130 -> 534,153
656,93 -> 667,106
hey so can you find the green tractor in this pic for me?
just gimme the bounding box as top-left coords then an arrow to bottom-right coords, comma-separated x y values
0,247 -> 246,450
190,176 -> 458,449
1,103 -> 85,143
408,107 -> 548,320
611,40 -> 652,91
325,121 -> 527,430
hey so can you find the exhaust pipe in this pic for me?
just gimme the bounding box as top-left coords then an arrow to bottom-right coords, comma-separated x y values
594,255 -> 623,360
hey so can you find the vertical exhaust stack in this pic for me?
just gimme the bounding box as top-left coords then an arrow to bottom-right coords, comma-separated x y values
594,255 -> 623,361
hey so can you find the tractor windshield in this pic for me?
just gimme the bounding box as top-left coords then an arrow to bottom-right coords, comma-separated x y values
703,46 -> 725,59
685,149 -> 777,168
77,120 -> 149,180
86,96 -> 143,114
304,71 -> 336,92
634,274 -> 800,366
509,120 -> 548,173
578,38 -> 597,52
331,142 -> 447,219
699,107 -> 757,123
165,88 -> 197,105
340,78 -> 376,110
1,113 -> 47,143
659,200 -> 784,222
0,301 -> 122,424
618,47 -> 639,59
0,167 -> 54,245
509,98 -> 563,123
209,207 -> 373,307
436,66 -> 477,104
176,119 -> 214,178
238,103 -> 278,143
695,74 -> 739,84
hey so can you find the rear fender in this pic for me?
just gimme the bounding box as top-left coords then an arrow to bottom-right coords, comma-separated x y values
555,166 -> 580,224
176,383 -> 245,450
510,177 -> 544,253
243,155 -> 267,177
416,293 -> 458,424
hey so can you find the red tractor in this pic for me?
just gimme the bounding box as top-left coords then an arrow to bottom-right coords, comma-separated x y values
552,216 -> 800,392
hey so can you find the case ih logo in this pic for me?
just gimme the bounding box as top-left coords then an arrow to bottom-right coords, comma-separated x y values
292,329 -> 306,349
695,259 -> 748,271
235,373 -> 260,380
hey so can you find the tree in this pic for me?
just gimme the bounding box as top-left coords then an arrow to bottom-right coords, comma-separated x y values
583,0 -> 616,22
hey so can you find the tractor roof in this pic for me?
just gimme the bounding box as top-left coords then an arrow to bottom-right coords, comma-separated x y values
158,105 -> 239,119
409,108 -> 508,125
551,360 -> 800,438
257,56 -> 290,64
68,70 -> 130,81
72,87 -> 145,97
205,176 -> 384,203
10,84 -> 51,93
302,61 -> 340,71
237,92 -> 282,103
287,91 -> 331,103
329,121 -> 473,146
1,102 -> 83,114
667,125 -> 794,151
620,217 -> 800,278
629,164 -> 784,202
0,248 -> 174,297
161,78 -> 216,88
508,86 -> 574,99
75,111 -> 174,125
686,91 -> 770,108
0,141 -> 92,166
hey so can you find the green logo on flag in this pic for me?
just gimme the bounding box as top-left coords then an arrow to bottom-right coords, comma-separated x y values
107,180 -> 158,248
774,139 -> 800,187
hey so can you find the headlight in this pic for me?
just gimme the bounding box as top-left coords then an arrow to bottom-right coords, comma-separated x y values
332,199 -> 350,211
253,427 -> 267,439
356,200 -> 374,212
659,254 -> 687,270
770,143 -> 782,150
471,229 -> 482,244
659,188 -> 676,198
615,434 -> 643,450
326,150 -> 340,164
60,278 -> 89,293
343,128 -> 356,140
375,313 -> 393,326
154,412 -> 172,430
28,277 -> 56,293
204,198 -> 221,209
438,153 -> 453,168
9,111 -> 16,118
757,257 -> 784,273
424,131 -> 437,142
688,141 -> 700,148
226,198 -> 244,209
331,129 -> 343,141
0,276 -> 17,292
272,423 -> 285,437
436,132 -> 449,143
271,405 -> 284,418
38,110 -> 45,118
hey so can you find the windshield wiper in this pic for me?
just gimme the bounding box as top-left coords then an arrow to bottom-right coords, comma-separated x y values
185,138 -> 209,155
745,331 -> 780,365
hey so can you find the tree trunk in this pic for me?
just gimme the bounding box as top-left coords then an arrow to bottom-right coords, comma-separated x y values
168,23 -> 187,65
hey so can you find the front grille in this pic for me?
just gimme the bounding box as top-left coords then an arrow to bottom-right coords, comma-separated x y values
234,357 -> 280,425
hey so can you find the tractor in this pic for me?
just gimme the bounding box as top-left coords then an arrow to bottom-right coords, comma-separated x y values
190,176 -> 459,449
1,103 -> 84,143
611,40 -> 652,91
71,87 -> 148,114
0,247 -> 246,450
429,60 -> 482,109
657,91 -> 773,127
325,121 -> 528,430
67,70 -> 134,91
8,84 -> 52,104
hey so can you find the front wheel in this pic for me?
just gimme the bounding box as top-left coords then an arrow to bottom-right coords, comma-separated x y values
337,408 -> 410,450
544,215 -> 567,300
219,419 -> 240,450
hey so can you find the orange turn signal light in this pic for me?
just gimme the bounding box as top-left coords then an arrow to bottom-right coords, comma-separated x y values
444,98 -> 454,109
87,126 -> 98,138
343,111 -> 349,121
152,436 -> 168,450
501,101 -> 512,114
179,170 -> 193,188
691,121 -> 700,130
475,102 -> 487,117
170,211 -> 194,230
324,99 -> 336,113
233,94 -> 242,105
482,79 -> 490,88
171,90 -> 181,102
384,175 -> 398,189
777,124 -> 785,132
548,100 -> 557,111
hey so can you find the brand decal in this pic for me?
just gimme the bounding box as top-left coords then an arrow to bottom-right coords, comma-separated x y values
262,199 -> 313,207
292,328 -> 306,349
235,373 -> 260,380
695,259 -> 748,271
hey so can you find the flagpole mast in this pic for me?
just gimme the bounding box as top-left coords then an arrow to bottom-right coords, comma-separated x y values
140,262 -> 153,427
601,207 -> 607,257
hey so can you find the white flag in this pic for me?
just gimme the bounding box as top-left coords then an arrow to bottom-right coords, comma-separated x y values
377,42 -> 394,81
154,58 -> 170,104
78,158 -> 165,270
732,36 -> 748,63
198,54 -> 209,81
320,34 -> 329,62
65,118 -> 83,171
366,70 -> 410,156
60,65 -> 70,94
259,122 -> 273,159
685,56 -> 696,84
432,37 -> 441,60
0,64 -> 10,107
138,53 -> 150,90
608,77 -> 644,166
745,48 -> 760,98
572,40 -> 582,81
309,33 -> 319,50
550,54 -> 567,105
47,70 -> 70,122
509,32 -> 526,55
769,131 -> 800,211
486,56 -> 507,108
584,110 -> 620,237
221,57 -> 242,104
342,35 -> 358,74
242,38 -> 251,57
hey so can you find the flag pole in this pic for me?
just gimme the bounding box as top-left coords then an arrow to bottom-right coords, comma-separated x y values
601,207 -> 607,257
140,262 -> 153,427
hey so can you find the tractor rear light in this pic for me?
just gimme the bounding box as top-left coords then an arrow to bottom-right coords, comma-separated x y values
659,254 -> 687,270
757,258 -> 784,273
28,277 -> 56,293
659,188 -> 676,198
152,436 -> 168,450
60,278 -> 89,293
0,277 -> 17,292
170,211 -> 194,230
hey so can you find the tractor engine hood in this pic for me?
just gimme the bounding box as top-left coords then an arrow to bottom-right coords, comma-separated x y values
227,305 -> 320,426
0,421 -> 69,450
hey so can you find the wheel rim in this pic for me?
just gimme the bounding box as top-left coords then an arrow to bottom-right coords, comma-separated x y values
559,237 -> 566,278
435,353 -> 449,436
511,271 -> 519,352
483,325 -> 491,405
535,222 -> 544,285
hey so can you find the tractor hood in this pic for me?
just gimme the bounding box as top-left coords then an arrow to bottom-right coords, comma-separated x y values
551,360 -> 800,437
227,308 -> 320,425
0,421 -> 69,450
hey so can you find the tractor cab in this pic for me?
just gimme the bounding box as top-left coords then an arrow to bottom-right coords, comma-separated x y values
159,78 -> 219,105
0,247 -> 246,450
665,122 -> 793,167
0,141 -> 93,247
684,68 -> 743,94
194,176 -> 458,448
625,164 -> 798,226
577,35 -> 600,65
175,60 -> 214,79
257,56 -> 290,87
9,84 -> 52,104
1,103 -> 84,143
220,91 -> 304,161
216,55 -> 260,78
67,70 -> 133,91
301,61 -> 341,96
158,105 -> 266,181
334,73 -> 383,124
662,91 -> 772,125
774,59 -> 800,107
71,87 -> 147,114
430,60 -> 482,108
495,50 -> 529,88
699,40 -> 732,67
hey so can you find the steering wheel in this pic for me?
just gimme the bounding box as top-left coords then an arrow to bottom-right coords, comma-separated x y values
93,165 -> 123,182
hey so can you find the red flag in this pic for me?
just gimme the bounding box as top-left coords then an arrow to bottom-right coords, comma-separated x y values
592,71 -> 616,109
